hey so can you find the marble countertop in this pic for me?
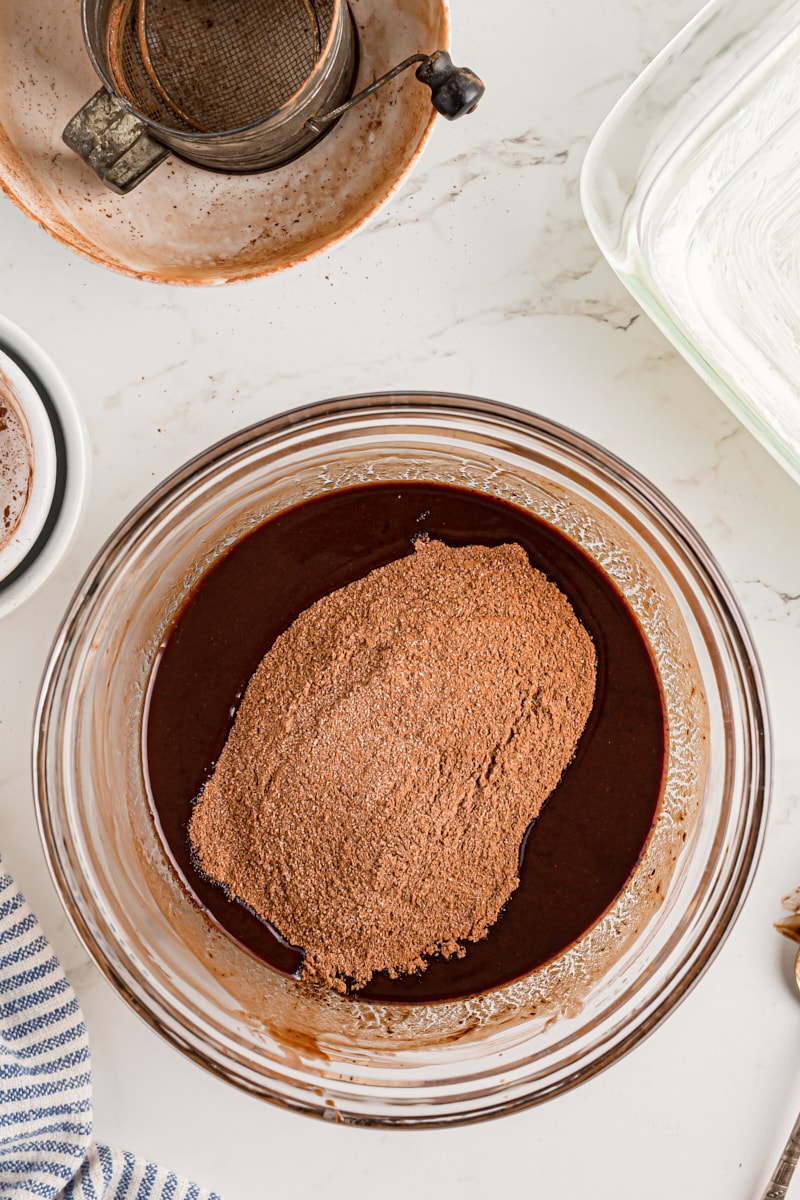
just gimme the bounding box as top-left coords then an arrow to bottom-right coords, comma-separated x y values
2,0 -> 800,1196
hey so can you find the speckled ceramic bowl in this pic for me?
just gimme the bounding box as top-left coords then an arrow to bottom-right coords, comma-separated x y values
0,0 -> 449,283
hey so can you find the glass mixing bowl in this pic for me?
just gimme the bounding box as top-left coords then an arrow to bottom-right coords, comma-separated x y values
34,393 -> 769,1126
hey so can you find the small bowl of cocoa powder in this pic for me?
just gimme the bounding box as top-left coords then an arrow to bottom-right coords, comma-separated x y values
0,317 -> 88,618
35,393 -> 769,1125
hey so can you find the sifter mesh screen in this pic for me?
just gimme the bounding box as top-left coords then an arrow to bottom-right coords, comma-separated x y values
108,0 -> 335,133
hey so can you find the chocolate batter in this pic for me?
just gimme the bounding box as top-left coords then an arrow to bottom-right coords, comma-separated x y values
144,482 -> 666,1003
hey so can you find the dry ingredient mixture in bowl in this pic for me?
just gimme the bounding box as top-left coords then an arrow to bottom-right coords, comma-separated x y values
35,394 -> 769,1125
187,537 -> 597,996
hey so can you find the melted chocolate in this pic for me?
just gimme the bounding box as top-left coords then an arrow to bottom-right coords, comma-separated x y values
144,482 -> 666,1003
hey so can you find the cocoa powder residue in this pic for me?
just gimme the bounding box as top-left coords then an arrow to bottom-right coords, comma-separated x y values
0,384 -> 32,555
189,538 -> 597,993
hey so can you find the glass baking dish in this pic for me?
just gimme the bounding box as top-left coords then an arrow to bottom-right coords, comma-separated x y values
581,0 -> 800,485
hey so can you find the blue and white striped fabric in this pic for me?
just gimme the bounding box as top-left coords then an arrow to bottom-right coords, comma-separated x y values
0,859 -> 222,1200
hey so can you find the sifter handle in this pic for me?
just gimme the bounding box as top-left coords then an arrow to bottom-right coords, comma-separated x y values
63,88 -> 169,194
415,51 -> 484,120
306,50 -> 485,134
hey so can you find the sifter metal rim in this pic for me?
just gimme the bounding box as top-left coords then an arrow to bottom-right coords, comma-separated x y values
81,0 -> 350,141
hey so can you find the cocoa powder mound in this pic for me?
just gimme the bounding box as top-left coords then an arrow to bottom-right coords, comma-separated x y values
189,538 -> 597,993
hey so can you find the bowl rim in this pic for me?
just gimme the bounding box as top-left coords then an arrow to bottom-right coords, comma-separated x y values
33,391 -> 772,1125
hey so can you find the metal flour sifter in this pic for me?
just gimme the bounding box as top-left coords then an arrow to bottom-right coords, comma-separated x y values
64,0 -> 484,193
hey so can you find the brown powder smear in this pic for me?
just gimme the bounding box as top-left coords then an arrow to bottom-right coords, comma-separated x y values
189,539 -> 597,993
0,385 -> 32,555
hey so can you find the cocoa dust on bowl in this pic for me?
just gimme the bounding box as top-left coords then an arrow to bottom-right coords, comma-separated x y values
0,390 -> 32,558
35,394 -> 769,1125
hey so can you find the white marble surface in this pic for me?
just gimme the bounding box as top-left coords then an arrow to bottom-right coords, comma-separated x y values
2,0 -> 800,1196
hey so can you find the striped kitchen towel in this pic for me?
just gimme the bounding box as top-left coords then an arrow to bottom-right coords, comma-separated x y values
0,858 -> 222,1200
